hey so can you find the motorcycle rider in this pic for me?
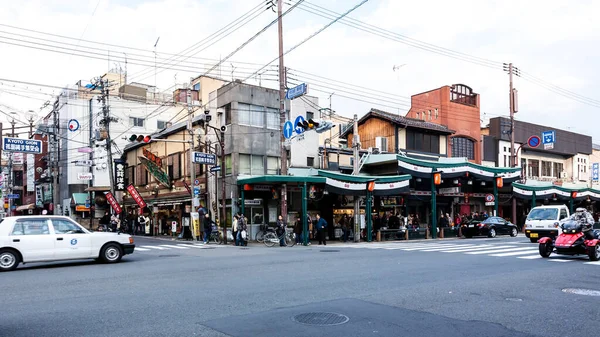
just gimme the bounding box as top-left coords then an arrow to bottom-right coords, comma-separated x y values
567,207 -> 596,240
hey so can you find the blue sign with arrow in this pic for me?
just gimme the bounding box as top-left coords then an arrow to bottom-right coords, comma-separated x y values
283,121 -> 294,139
542,130 -> 555,144
294,116 -> 306,135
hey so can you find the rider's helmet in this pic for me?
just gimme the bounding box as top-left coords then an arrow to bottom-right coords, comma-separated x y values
576,207 -> 586,213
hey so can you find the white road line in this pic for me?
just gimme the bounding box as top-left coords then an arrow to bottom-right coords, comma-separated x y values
489,249 -> 539,257
178,244 -> 206,249
439,245 -> 512,253
548,259 -> 574,262
401,244 -> 462,251
466,247 -> 535,255
159,245 -> 190,250
583,261 -> 600,265
135,247 -> 151,251
518,255 -> 542,260
140,246 -> 167,250
418,245 -> 480,252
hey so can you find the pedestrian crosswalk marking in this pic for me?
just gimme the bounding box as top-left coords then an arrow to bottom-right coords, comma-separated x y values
418,244 -> 480,252
518,255 -> 542,260
140,245 -> 167,250
489,249 -> 539,257
440,245 -> 511,253
135,247 -> 151,251
466,247 -> 535,255
548,259 -> 574,262
583,261 -> 600,265
159,245 -> 190,249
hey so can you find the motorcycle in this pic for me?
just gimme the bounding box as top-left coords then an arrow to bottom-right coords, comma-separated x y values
538,220 -> 600,261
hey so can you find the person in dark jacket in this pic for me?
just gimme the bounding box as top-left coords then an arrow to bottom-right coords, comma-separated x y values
203,213 -> 212,243
315,214 -> 328,245
236,213 -> 248,246
276,215 -> 286,247
294,216 -> 303,245
99,211 -> 111,232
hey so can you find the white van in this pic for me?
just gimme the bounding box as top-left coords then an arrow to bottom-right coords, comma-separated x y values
524,205 -> 570,243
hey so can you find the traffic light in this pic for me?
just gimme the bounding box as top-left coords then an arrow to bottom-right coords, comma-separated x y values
296,118 -> 336,133
296,118 -> 320,131
128,135 -> 152,143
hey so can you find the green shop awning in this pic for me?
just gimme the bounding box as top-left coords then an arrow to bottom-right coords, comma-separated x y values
393,155 -> 521,181
72,193 -> 88,205
237,175 -> 326,185
512,182 -> 600,201
317,170 -> 411,196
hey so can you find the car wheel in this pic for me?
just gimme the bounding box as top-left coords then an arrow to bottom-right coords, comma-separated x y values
539,241 -> 552,258
587,244 -> 600,262
100,243 -> 123,263
488,228 -> 497,238
0,249 -> 20,272
510,228 -> 518,237
529,238 -> 538,243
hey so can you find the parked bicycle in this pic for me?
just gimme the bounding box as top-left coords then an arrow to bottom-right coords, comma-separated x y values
263,230 -> 296,247
255,225 -> 276,242
208,229 -> 222,244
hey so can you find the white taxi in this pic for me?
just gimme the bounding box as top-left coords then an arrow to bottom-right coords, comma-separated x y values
0,215 -> 135,271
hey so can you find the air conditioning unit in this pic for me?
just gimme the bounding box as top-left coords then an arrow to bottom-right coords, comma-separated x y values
560,171 -> 567,179
368,147 -> 380,154
375,137 -> 388,153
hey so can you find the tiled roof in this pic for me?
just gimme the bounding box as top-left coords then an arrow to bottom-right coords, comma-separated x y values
340,108 -> 454,138
593,143 -> 600,151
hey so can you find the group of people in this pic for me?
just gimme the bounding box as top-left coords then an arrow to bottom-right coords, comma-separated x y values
97,211 -> 150,235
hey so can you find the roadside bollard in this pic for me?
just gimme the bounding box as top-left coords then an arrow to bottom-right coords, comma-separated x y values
440,228 -> 445,239
426,228 -> 430,239
376,231 -> 381,242
458,226 -> 463,238
405,229 -> 409,240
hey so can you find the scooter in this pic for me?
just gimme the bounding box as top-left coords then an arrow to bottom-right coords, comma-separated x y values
538,220 -> 600,261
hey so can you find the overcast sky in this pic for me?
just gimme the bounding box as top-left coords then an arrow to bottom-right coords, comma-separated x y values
1,0 -> 599,143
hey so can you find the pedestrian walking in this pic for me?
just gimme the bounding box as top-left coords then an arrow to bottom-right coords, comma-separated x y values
315,214 -> 328,245
203,213 -> 212,243
237,213 -> 248,246
232,215 -> 239,246
110,213 -> 120,232
294,216 -> 303,245
276,215 -> 286,247
99,211 -> 110,232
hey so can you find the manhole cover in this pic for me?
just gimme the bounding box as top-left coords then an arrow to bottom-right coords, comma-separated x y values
320,249 -> 340,253
158,254 -> 180,258
292,312 -> 349,326
562,288 -> 600,297
240,247 -> 249,250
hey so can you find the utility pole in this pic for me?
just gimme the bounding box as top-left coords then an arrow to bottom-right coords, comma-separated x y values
52,100 -> 60,215
186,84 -> 198,241
100,79 -> 116,197
88,98 -> 94,229
220,130 -> 226,244
504,63 -> 519,226
8,119 -> 15,216
352,114 -> 360,242
28,116 -> 34,139
277,0 -> 288,223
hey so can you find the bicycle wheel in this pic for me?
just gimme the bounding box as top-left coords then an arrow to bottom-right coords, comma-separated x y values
212,233 -> 221,245
255,230 -> 265,243
263,232 -> 277,247
286,233 -> 296,247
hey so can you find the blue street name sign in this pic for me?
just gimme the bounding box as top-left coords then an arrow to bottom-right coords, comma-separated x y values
210,166 -> 221,172
542,130 -> 556,144
285,83 -> 308,100
283,121 -> 294,139
7,194 -> 19,199
593,163 -> 599,182
193,186 -> 200,197
294,115 -> 306,135
2,137 -> 42,154
192,152 -> 217,165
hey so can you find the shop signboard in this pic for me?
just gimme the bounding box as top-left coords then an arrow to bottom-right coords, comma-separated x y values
138,157 -> 171,188
114,160 -> 127,191
142,147 -> 162,167
439,187 -> 460,195
105,192 -> 122,214
2,137 -> 42,154
127,184 -> 146,209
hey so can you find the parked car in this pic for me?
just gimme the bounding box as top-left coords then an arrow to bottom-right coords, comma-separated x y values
462,217 -> 519,238
0,216 -> 135,272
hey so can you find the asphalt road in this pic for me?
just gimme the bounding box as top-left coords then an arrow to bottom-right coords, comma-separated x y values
2,235 -> 599,337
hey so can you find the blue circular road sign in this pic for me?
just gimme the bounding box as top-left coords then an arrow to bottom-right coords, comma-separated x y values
68,119 -> 80,132
528,135 -> 541,148
294,116 -> 306,134
283,121 -> 294,139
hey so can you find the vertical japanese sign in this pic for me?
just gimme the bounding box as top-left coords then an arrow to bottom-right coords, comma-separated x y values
26,154 -> 35,192
35,186 -> 43,207
127,184 -> 146,209
593,163 -> 599,182
114,160 -> 127,191
105,192 -> 122,214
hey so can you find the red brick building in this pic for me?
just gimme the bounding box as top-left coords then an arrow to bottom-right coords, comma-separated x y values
407,84 -> 482,164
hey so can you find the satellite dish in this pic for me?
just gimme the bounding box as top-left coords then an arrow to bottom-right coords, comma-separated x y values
36,167 -> 43,173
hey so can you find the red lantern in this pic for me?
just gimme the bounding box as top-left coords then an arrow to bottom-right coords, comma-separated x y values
496,177 -> 503,188
433,173 -> 442,185
571,191 -> 578,199
243,184 -> 253,191
367,181 -> 375,192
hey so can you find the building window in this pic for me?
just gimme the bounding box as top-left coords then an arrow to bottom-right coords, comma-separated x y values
528,159 -> 540,177
503,155 -> 507,167
167,153 -> 181,180
193,83 -> 200,91
427,110 -> 431,120
239,154 -> 264,175
135,165 -> 147,185
157,120 -> 167,129
450,84 -> 477,106
237,103 -> 265,128
223,104 -> 231,125
553,162 -> 563,178
267,157 -> 279,175
406,130 -> 440,154
435,108 -> 438,119
451,137 -> 475,160
129,117 -> 145,127
307,157 -> 315,167
541,161 -> 552,177
416,112 -> 420,119
306,111 -> 314,120
267,108 -> 279,130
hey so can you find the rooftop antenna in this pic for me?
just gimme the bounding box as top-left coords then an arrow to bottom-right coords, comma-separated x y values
230,63 -> 236,81
154,37 -> 160,97
123,52 -> 128,85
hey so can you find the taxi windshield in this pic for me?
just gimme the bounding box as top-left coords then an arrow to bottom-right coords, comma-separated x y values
527,208 -> 558,221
